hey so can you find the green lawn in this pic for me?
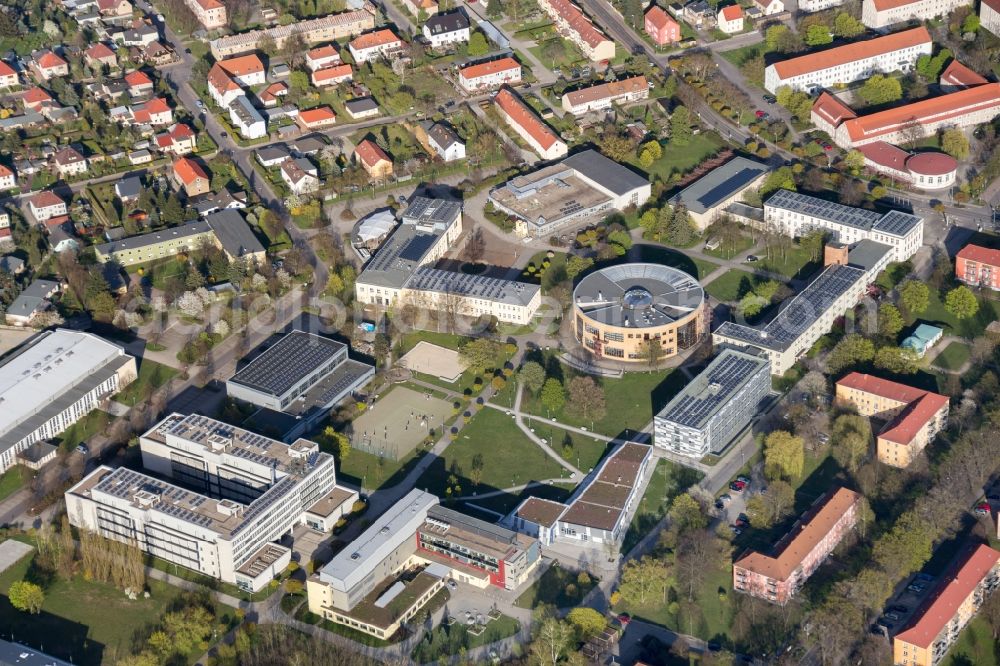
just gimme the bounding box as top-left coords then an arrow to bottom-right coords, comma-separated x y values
0,550 -> 225,665
460,480 -> 574,516
704,269 -> 755,302
337,445 -> 427,492
130,256 -> 190,290
915,289 -> 1000,339
411,613 -> 521,662
621,459 -> 703,554
629,132 -> 727,181
55,410 -> 112,451
932,341 -> 970,372
942,617 -> 999,666
719,43 -> 764,68
559,434 -> 611,473
417,407 -> 572,496
114,359 -> 178,406
529,36 -> 586,71
756,245 -> 818,279
0,468 -> 24,502
514,562 -> 598,609
703,233 -> 755,261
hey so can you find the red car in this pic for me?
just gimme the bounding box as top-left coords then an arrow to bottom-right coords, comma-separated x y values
975,503 -> 991,516
730,480 -> 747,493
617,613 -> 631,626
755,109 -> 765,118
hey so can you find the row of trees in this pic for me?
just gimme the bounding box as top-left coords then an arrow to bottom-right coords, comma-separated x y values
518,361 -> 609,424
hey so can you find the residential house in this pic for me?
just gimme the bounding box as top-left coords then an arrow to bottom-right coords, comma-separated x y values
52,147 -> 88,177
172,157 -> 211,197
5,278 -> 61,326
348,29 -> 405,64
229,95 -> 267,139
754,0 -> 785,14
208,10 -> 375,59
457,57 -> 522,92
219,54 -> 266,86
644,5 -> 681,45
311,64 -> 353,87
561,75 -> 649,115
280,157 -> 320,194
536,0 -> 615,61
354,139 -> 393,179
298,106 -> 337,130
155,123 -> 197,155
402,0 -> 438,16
97,0 -> 132,17
192,189 -> 247,217
424,122 -> 465,162
0,165 -> 16,191
34,51 -> 69,80
259,81 -> 289,107
422,12 -> 470,49
256,144 -> 292,167
28,191 -> 67,222
184,0 -> 227,29
494,87 -> 568,161
115,176 -> 143,203
344,97 -> 379,119
306,44 -> 341,71
22,86 -> 56,113
124,69 -> 154,97
143,41 -> 177,66
129,149 -> 152,165
683,0 -> 715,26
0,255 -> 25,274
85,43 -> 118,69
121,20 -> 159,48
207,63 -> 244,107
0,61 -> 19,88
131,97 -> 172,126
48,219 -> 80,253
717,5 -> 744,33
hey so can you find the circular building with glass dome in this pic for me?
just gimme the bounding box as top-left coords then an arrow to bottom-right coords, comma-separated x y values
572,263 -> 708,363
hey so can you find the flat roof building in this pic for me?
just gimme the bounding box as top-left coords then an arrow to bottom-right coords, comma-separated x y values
0,639 -> 74,666
67,413 -> 357,592
489,149 -> 650,239
835,372 -> 949,469
734,487 -> 861,604
227,330 -> 374,440
669,157 -> 769,230
654,347 -> 771,458
0,330 -> 136,472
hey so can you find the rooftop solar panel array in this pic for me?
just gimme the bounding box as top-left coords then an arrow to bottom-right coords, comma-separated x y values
766,189 -> 920,238
872,209 -> 922,237
695,168 -> 764,209
229,331 -> 345,397
408,267 -> 540,306
658,350 -> 769,428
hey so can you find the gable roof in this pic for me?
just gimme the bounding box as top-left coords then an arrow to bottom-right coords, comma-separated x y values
173,157 -> 208,185
350,29 -> 401,51
86,43 -> 116,60
939,59 -> 988,88
0,61 -> 15,77
124,70 -> 153,87
307,44 -> 340,61
30,191 -> 65,209
459,57 -> 520,80
354,139 -> 391,167
299,106 -> 336,125
957,243 -> 1000,267
495,87 -> 561,151
23,87 -> 54,105
208,63 -> 240,94
312,64 -> 352,83
771,27 -> 931,80
542,0 -> 610,49
219,54 -> 265,77
564,75 -> 648,107
424,11 -> 470,34
811,91 -> 857,126
720,4 -> 743,19
37,51 -> 67,69
836,372 -> 949,445
644,5 -> 676,30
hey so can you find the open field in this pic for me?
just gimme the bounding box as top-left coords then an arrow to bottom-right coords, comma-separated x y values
349,386 -> 453,462
114,359 -> 178,406
932,342 -> 970,372
704,269 -> 755,302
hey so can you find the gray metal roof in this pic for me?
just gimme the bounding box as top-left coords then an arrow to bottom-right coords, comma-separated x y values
230,95 -> 264,125
205,209 -> 265,258
0,256 -> 24,273
6,279 -> 60,319
95,221 -> 210,256
115,175 -> 143,199
847,239 -> 892,272
256,144 -> 291,162
407,266 -> 540,307
0,638 -> 75,666
573,263 -> 704,328
427,122 -> 463,151
345,97 -> 378,113
655,348 -> 769,429
670,157 -> 769,214
562,149 -> 649,196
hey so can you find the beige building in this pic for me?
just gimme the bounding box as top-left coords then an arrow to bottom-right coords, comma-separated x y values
561,75 -> 649,116
536,0 -> 615,61
185,0 -> 227,29
984,0 -> 1000,36
572,263 -> 709,363
835,372 -> 948,468
209,8 -> 376,58
862,0 -> 970,28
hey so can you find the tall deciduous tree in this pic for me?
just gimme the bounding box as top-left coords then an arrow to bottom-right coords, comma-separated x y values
518,361 -> 546,394
899,280 -> 930,315
540,377 -> 565,414
825,334 -> 875,375
566,376 -> 606,423
945,285 -> 979,320
878,302 -> 904,339
764,430 -> 804,481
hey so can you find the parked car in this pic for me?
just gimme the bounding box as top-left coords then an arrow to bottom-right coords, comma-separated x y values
715,499 -> 726,510
76,443 -> 89,455
745,255 -> 759,262
730,525 -> 743,535
885,612 -> 901,621
719,494 -> 732,504
617,613 -> 631,626
974,503 -> 991,516
907,583 -> 926,593
737,476 -> 750,485
763,94 -> 777,104
755,109 -> 766,118
730,481 -> 747,493
889,605 -> 908,614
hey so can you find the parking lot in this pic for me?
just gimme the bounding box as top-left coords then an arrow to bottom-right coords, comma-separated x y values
876,572 -> 936,637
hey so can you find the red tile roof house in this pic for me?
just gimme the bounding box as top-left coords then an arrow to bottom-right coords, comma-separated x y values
172,157 -> 211,197
892,544 -> 1000,666
311,64 -> 353,87
85,43 -> 118,69
218,54 -> 266,87
97,0 -> 133,17
734,487 -> 862,605
184,0 -> 228,30
124,70 -> 154,97
717,4 -> 744,33
258,81 -> 289,107
207,63 -> 244,108
458,57 -> 522,92
956,244 -> 1000,290
0,164 -> 16,191
854,141 -> 957,191
155,123 -> 197,155
353,139 -> 393,179
22,86 -> 56,112
131,97 -> 173,126
494,87 -> 568,161
297,106 -> 337,130
306,44 -> 342,72
0,60 -> 19,88
644,5 -> 680,46
28,191 -> 68,222
34,51 -> 69,80
835,372 -> 949,468
348,29 -> 406,64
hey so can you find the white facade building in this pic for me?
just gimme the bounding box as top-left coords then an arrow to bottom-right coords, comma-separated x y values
862,0 -> 971,28
763,27 -> 932,93
984,0 -> 1000,36
422,12 -> 470,49
229,96 -> 267,140
457,57 -> 522,92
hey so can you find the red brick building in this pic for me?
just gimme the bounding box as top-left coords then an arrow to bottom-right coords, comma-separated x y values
734,487 -> 861,604
956,244 -> 1000,290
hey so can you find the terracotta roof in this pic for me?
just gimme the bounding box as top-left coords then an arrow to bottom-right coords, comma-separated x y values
986,0 -> 1000,12
354,138 -> 390,167
811,92 -> 857,127
565,75 -> 648,107
208,63 -> 240,93
86,44 -> 116,60
0,61 -> 14,77
515,497 -> 566,527
836,372 -> 949,445
312,64 -> 352,83
645,5 -> 675,30
307,44 -> 340,61
0,164 -> 12,176
23,87 -> 53,105
459,57 -> 521,81
219,54 -> 264,77
543,0 -> 610,49
905,152 -> 957,176
30,191 -> 65,208
771,27 -> 931,80
350,29 -> 402,51
37,51 -> 67,69
173,157 -> 208,185
193,0 -> 223,8
939,60 -> 988,88
0,228 -> 10,238
896,544 -> 1000,648
137,97 -> 170,114
170,122 -> 195,139
495,87 -> 561,151
842,83 -> 1000,143
957,243 -> 1000,268
734,487 -> 861,581
155,133 -> 173,148
125,70 -> 153,87
857,141 -> 909,171
720,4 -> 743,20
299,106 -> 336,125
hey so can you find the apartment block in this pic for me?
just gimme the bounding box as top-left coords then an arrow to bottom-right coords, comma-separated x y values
66,413 -> 358,592
894,544 -> 1000,666
956,243 -> 1000,290
734,487 -> 861,604
835,373 -> 949,468
644,5 -> 681,45
185,0 -> 227,29
862,0 -> 970,28
561,75 -> 649,116
984,0 -> 1000,36
457,57 -> 521,92
763,27 -> 932,93
654,347 -> 771,458
209,9 -> 376,58
536,0 -> 615,62
494,87 -> 568,161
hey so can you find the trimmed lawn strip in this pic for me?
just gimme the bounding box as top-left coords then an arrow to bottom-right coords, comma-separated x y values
460,480 -> 574,516
704,269 -> 755,302
756,245 -> 818,280
703,233 -> 755,261
628,132 -> 726,181
932,342 -> 970,372
0,468 -> 24,502
55,410 -> 112,451
411,613 -> 521,662
336,445 -> 427,492
514,562 -> 598,609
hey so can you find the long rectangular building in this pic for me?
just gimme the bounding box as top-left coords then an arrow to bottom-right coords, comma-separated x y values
763,189 -> 924,263
561,75 -> 649,116
536,0 -> 615,62
494,87 -> 567,161
734,487 -> 861,604
66,413 -> 357,592
654,347 -> 770,458
209,8 -> 376,58
894,544 -> 1000,666
0,330 -> 136,472
763,27 -> 932,93
956,243 -> 1000,290
862,0 -> 969,28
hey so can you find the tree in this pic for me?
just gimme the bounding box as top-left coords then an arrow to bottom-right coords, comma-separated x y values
830,414 -> 870,472
470,453 -> 485,487
459,338 -> 506,373
940,129 -> 970,159
670,106 -> 692,146
8,581 -> 44,614
899,280 -> 930,315
843,149 -> 866,172
804,24 -> 832,46
465,227 -> 486,263
874,346 -> 920,374
745,479 -> 794,528
530,616 -> 574,666
878,302 -> 904,339
945,285 -> 979,320
541,378 -> 565,414
857,74 -> 902,106
519,361 -> 546,394
567,607 -> 606,639
765,24 -> 801,53
467,31 -> 489,57
618,556 -> 671,605
764,430 -> 804,481
323,427 -> 351,463
825,334 -> 876,375
669,492 -> 707,534
565,255 -> 594,278
833,12 -> 864,37
486,0 -> 502,17
566,376 -> 606,423
962,12 -> 980,32
637,338 -> 665,368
